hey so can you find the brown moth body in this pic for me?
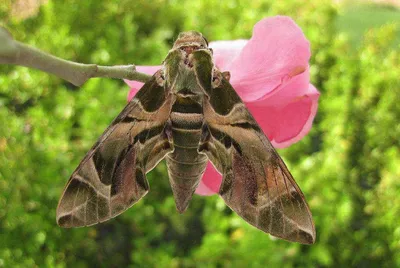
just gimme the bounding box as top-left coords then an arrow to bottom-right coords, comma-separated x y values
57,31 -> 316,244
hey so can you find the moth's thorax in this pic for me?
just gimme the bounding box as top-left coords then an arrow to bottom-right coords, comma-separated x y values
163,47 -> 213,104
176,63 -> 201,87
163,31 -> 214,107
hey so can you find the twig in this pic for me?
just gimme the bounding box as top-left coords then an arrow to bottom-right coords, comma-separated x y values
0,27 -> 152,86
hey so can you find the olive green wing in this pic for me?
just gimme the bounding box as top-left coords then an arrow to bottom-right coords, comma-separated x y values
57,71 -> 174,227
192,50 -> 315,244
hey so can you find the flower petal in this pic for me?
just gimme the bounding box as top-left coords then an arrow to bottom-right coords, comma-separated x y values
195,163 -> 222,195
209,40 -> 247,70
256,65 -> 311,105
124,66 -> 161,101
229,16 -> 311,102
246,82 -> 320,149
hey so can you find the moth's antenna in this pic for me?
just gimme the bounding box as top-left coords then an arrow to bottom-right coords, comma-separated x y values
203,36 -> 209,47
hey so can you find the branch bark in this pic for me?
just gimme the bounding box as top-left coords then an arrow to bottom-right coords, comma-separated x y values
0,27 -> 152,86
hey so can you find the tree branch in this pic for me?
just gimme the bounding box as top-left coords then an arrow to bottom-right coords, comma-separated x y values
0,27 -> 152,87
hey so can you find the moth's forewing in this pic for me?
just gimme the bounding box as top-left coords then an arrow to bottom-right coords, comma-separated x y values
57,71 -> 174,227
191,50 -> 316,244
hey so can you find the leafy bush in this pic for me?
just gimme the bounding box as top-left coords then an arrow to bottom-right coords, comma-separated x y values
0,0 -> 399,267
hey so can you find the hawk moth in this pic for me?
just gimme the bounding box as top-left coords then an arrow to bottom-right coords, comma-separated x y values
57,31 -> 316,244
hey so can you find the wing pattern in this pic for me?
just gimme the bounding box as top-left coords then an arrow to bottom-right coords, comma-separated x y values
57,71 -> 174,227
197,67 -> 315,244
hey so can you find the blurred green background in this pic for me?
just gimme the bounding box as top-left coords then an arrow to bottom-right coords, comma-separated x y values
1,0 -> 400,267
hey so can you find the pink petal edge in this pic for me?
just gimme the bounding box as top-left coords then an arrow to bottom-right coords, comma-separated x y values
209,40 -> 248,70
228,16 -> 311,102
271,84 -> 320,148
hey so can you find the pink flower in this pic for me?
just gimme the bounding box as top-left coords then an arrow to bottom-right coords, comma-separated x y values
124,16 -> 320,196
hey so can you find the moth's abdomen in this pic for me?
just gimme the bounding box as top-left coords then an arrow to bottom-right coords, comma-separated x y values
166,105 -> 208,213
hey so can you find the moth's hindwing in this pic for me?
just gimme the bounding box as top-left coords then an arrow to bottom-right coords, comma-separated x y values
192,51 -> 316,244
57,71 -> 174,227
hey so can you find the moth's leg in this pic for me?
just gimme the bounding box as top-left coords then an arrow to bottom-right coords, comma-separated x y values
212,68 -> 223,88
198,123 -> 211,153
163,119 -> 174,151
155,69 -> 166,87
222,71 -> 231,82
211,68 -> 230,88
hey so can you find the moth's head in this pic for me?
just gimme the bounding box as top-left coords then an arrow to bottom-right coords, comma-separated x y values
173,31 -> 209,52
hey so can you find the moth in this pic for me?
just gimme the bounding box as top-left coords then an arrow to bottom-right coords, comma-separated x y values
57,31 -> 316,244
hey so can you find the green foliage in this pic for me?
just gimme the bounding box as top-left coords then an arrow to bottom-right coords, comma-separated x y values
1,0 -> 400,267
